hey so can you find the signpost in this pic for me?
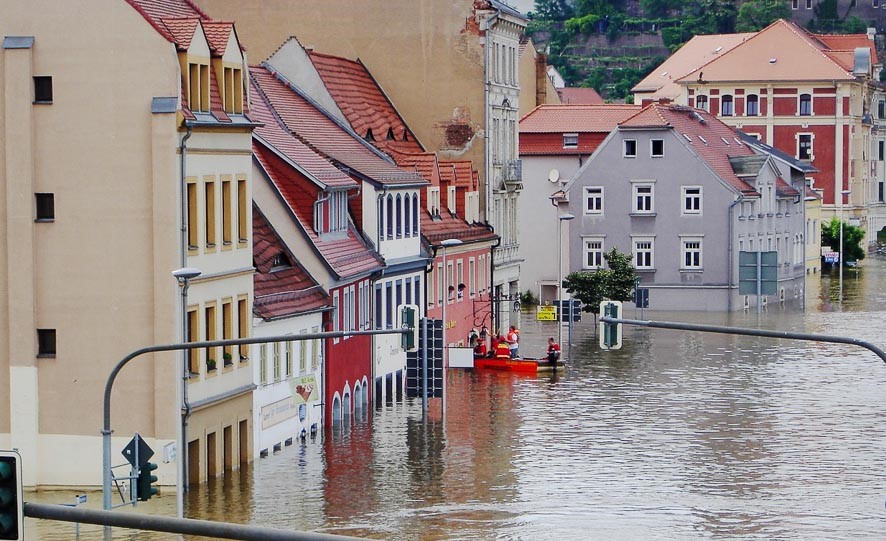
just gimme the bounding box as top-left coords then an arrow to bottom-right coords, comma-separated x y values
536,305 -> 556,321
824,252 -> 840,264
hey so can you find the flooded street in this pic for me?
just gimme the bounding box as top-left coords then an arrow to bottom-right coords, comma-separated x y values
31,258 -> 886,539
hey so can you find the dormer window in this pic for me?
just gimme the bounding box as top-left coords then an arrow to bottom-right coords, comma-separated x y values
563,133 -> 578,149
447,186 -> 456,214
315,190 -> 349,234
223,67 -> 243,114
427,187 -> 441,216
188,62 -> 210,112
387,127 -> 396,140
365,128 -> 375,142
271,252 -> 291,271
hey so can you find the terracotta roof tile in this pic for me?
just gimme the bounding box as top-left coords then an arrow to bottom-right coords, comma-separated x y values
201,21 -> 234,56
621,104 -> 757,194
817,34 -> 879,64
422,214 -> 498,245
158,18 -> 199,50
520,104 -> 641,133
252,65 -> 427,187
556,87 -> 605,105
254,140 -> 384,280
253,205 -> 329,320
307,51 -> 425,155
125,0 -> 209,43
776,177 -> 800,197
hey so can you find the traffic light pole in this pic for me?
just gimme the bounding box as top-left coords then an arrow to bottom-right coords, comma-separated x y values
102,329 -> 408,518
599,316 -> 886,363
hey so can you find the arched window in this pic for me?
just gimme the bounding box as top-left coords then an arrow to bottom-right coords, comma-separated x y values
695,95 -> 708,111
386,194 -> 393,240
404,194 -> 411,237
746,94 -> 759,116
378,197 -> 384,239
412,193 -> 419,235
721,95 -> 734,116
395,194 -> 402,238
799,93 -> 812,116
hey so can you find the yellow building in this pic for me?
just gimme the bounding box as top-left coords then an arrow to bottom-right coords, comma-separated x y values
0,0 -> 254,487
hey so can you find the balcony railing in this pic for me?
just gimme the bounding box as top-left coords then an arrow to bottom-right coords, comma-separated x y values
503,159 -> 522,183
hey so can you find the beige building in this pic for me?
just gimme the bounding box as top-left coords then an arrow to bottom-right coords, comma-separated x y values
1,0 -> 254,487
196,0 -> 528,331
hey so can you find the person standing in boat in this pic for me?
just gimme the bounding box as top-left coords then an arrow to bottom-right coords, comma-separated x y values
546,337 -> 561,367
507,326 -> 520,359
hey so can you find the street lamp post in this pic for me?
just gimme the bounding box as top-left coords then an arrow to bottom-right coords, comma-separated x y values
440,238 -> 462,421
557,214 -> 575,351
839,189 -> 850,306
172,267 -> 200,519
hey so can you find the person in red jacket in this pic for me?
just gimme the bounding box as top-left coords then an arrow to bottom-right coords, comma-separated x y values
546,337 -> 561,367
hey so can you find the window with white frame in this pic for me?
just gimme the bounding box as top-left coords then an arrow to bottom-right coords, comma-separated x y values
799,93 -> 812,116
465,191 -> 480,223
437,263 -> 444,304
583,237 -> 604,269
721,95 -> 734,116
563,133 -> 578,148
798,133 -> 813,160
428,187 -> 441,215
682,186 -> 702,214
633,237 -> 654,269
456,260 -> 464,299
696,95 -> 708,111
478,255 -> 486,292
448,186 -> 456,214
332,291 -> 340,343
632,182 -> 654,213
623,139 -> 637,157
650,139 -> 664,157
584,186 -> 603,214
746,94 -> 759,116
469,258 -> 476,297
805,0 -> 812,7
681,237 -> 703,270
792,0 -> 798,9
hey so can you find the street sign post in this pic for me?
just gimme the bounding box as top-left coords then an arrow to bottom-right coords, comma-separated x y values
536,305 -> 556,321
122,434 -> 154,471
739,251 -> 778,313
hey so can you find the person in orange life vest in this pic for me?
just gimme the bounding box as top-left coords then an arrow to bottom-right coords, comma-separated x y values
546,337 -> 561,366
507,326 -> 519,359
494,335 -> 511,358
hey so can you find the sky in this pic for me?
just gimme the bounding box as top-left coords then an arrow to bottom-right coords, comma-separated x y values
506,0 -> 534,15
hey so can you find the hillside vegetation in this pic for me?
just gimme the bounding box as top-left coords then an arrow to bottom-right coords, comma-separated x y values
528,0 -> 876,102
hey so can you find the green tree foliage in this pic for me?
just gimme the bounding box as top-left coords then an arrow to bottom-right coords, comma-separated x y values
736,0 -> 791,32
640,0 -> 683,18
563,248 -> 637,314
532,0 -> 575,20
821,217 -> 866,264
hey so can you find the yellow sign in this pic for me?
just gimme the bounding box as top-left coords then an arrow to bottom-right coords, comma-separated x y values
289,374 -> 319,405
537,305 -> 557,321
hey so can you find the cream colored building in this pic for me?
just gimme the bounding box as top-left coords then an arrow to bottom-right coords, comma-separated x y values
1,0 -> 254,487
196,0 -> 527,332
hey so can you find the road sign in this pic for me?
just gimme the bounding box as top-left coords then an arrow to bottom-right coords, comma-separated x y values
122,434 -> 154,470
536,305 -> 556,321
554,299 -> 582,322
406,318 -> 443,399
824,252 -> 839,264
634,288 -> 649,308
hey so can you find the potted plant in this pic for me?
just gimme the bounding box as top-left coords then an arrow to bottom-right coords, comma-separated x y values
223,352 -> 233,367
206,358 -> 217,371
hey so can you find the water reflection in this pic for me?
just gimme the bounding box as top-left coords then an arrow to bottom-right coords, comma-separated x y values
29,257 -> 886,539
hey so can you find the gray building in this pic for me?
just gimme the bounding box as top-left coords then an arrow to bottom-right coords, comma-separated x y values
562,104 -> 808,311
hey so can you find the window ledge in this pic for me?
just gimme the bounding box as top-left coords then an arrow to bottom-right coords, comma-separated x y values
679,268 -> 704,273
629,212 -> 657,217
36,353 -> 56,359
34,218 -> 55,223
33,100 -> 53,105
738,216 -> 746,221
635,268 -> 656,272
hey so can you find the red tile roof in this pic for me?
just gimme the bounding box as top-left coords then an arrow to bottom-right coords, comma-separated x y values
520,104 -> 642,133
125,0 -> 209,43
307,50 -> 425,156
817,34 -> 879,65
254,140 -> 385,280
250,76 -> 357,190
556,87 -> 605,105
619,104 -> 757,194
776,177 -> 800,197
253,205 -> 329,320
201,21 -> 235,56
251,65 -> 427,188
158,18 -> 199,51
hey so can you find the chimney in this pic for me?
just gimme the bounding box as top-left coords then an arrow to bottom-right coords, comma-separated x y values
658,97 -> 671,105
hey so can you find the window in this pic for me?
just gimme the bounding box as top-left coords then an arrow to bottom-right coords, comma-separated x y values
746,94 -> 759,116
469,258 -> 476,296
414,278 -> 421,308
427,187 -> 440,214
33,76 -> 52,103
300,332 -> 309,372
633,238 -> 654,269
456,261 -> 464,299
222,300 -> 233,364
237,297 -> 249,361
584,186 -> 603,215
205,305 -> 217,371
222,180 -> 232,245
188,63 -> 210,112
385,195 -> 393,239
791,0 -> 798,8
799,93 -> 812,116
259,344 -> 267,384
878,100 -> 885,119
412,193 -> 419,232
404,195 -> 411,237
376,284 -> 384,328
448,186 -> 456,214
396,194 -> 403,237
681,238 -> 703,270
695,95 -> 708,111
273,342 -> 281,381
285,341 -> 293,377
205,179 -> 216,248
682,186 -> 702,214
632,183 -> 654,213
805,0 -> 812,8
875,0 -> 880,8
879,141 -> 884,161
623,139 -> 637,157
563,133 -> 578,148
385,282 -> 393,328
583,238 -> 604,269
332,291 -> 340,343
187,182 -> 198,249
237,179 -> 248,243
798,134 -> 813,160
35,193 -> 54,221
650,139 -> 664,157
37,329 -> 56,357
223,67 -> 243,114
721,95 -> 734,116
187,309 -> 199,373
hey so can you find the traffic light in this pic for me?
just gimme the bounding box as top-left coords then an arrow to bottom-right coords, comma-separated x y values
398,304 -> 419,352
0,450 -> 23,541
136,462 -> 159,501
599,301 -> 623,350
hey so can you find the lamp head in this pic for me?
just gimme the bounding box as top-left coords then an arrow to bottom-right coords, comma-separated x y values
172,267 -> 202,282
559,213 -> 576,221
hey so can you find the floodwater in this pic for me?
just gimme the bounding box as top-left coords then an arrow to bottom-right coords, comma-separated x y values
30,258 -> 886,539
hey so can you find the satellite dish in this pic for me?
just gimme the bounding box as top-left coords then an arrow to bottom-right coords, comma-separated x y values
548,169 -> 560,183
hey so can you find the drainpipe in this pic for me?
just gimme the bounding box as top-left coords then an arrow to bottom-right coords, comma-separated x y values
727,195 -> 743,312
313,190 -> 332,233
490,234 -> 502,333
179,125 -> 193,494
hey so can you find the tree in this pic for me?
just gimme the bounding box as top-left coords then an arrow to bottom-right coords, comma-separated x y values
532,0 -> 575,20
821,217 -> 866,265
640,0 -> 683,18
563,248 -> 637,315
736,0 -> 790,32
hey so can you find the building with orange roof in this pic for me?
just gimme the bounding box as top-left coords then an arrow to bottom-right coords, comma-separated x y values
518,104 -> 641,303
561,104 -> 809,311
1,0 -> 256,487
638,19 -> 885,252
